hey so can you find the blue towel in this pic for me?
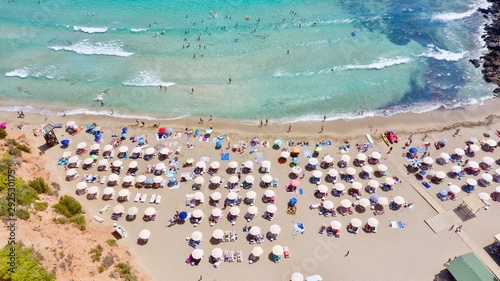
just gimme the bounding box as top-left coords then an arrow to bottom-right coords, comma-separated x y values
298,188 -> 303,195
422,182 -> 431,189
397,221 -> 405,228
220,153 -> 230,161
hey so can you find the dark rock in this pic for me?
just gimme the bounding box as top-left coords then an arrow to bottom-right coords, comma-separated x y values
469,59 -> 481,68
493,87 -> 500,93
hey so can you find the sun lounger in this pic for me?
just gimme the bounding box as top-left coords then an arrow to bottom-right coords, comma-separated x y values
140,193 -> 148,203
99,204 -> 110,214
237,250 -> 243,262
93,215 -> 104,223
150,194 -> 156,203
283,246 -> 290,258
224,231 -> 231,242
99,176 -> 107,184
155,195 -> 161,204
134,193 -> 141,202
75,160 -> 82,168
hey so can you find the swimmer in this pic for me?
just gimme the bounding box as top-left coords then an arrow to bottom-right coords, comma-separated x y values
161,29 -> 165,34
193,54 -> 196,59
287,49 -> 289,55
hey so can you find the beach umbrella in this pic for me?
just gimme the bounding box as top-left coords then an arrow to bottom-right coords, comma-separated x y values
97,159 -> 108,166
118,189 -> 129,197
496,186 -> 500,193
66,169 -> 77,176
232,144 -> 239,149
356,153 -> 367,161
483,157 -> 494,165
196,161 -> 206,168
90,143 -> 100,151
292,166 -> 302,174
87,185 -> 98,194
250,226 -> 261,236
178,212 -> 188,220
281,151 -> 290,158
367,217 -> 379,227
144,207 -> 156,216
227,192 -> 238,200
423,157 -> 434,165
228,161 -> 238,168
346,168 -> 356,176
368,180 -> 379,188
127,206 -> 138,216
229,207 -> 240,216
482,173 -> 493,182
68,156 -> 79,164
191,249 -> 204,260
83,158 -> 93,165
411,160 -> 422,168
153,176 -> 163,184
265,190 -> 275,198
267,204 -> 277,213
272,245 -> 284,256
103,144 -> 113,152
469,161 -> 479,169
262,175 -> 273,183
209,176 -> 221,184
409,147 -> 418,154
185,158 -> 194,164
245,175 -> 255,184
155,162 -> 166,170
478,192 -> 490,201
334,183 -> 345,191
359,198 -> 371,207
362,166 -> 373,173
340,199 -> 352,208
108,174 -> 119,182
393,196 -> 405,205
308,158 -> 318,166
66,121 -> 76,127
451,165 -> 462,173
435,171 -> 446,179
274,140 -> 283,146
118,146 -> 128,153
194,192 -> 204,201
440,153 -> 450,160
213,229 -> 224,239
210,192 -> 222,201
270,224 -> 281,235
454,148 -> 465,156
323,155 -> 334,163
323,200 -> 334,209
312,170 -> 323,178
329,221 -> 342,230
159,147 -> 170,155
112,160 -> 123,167
350,218 -> 362,228
246,191 -> 257,199
194,177 -> 205,185
103,187 -> 115,195
126,162 -> 138,170
352,181 -> 362,190
211,248 -> 223,259
248,206 -> 259,215
469,144 -> 480,152
341,155 -> 351,162
192,209 -> 204,218
378,164 -> 388,172
377,197 -> 389,205
291,273 -> 304,281
113,205 -> 125,214
261,160 -> 271,169
291,157 -> 299,164
291,147 -> 301,154
77,142 -> 87,149
191,231 -> 203,241
449,185 -> 460,194
252,246 -> 264,257
486,139 -> 497,147
76,181 -> 87,190
466,178 -> 477,186
90,154 -> 98,160
317,184 -> 328,193
228,176 -> 239,184
210,161 -> 220,169
385,177 -> 395,185
371,152 -> 382,159
243,161 -> 254,168
497,169 -> 500,176
139,229 -> 151,240
136,175 -> 146,183
328,169 -> 339,177
369,194 -> 380,203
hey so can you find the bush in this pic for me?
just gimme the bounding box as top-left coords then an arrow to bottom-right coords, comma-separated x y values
16,208 -> 30,220
69,214 -> 86,230
28,178 -> 50,194
15,144 -> 30,153
52,217 -> 68,225
54,195 -> 82,218
0,242 -> 56,281
15,184 -> 39,206
105,239 -> 117,247
34,201 -> 48,211
8,147 -> 21,157
0,129 -> 7,139
89,245 -> 103,263
115,262 -> 137,281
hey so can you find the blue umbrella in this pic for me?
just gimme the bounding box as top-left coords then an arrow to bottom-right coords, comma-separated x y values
61,139 -> 70,146
166,128 -> 173,134
274,139 -> 282,146
216,140 -> 223,147
169,177 -> 177,183
94,134 -> 102,142
122,127 -> 128,133
439,189 -> 447,196
409,147 -> 417,153
178,211 -> 188,220
411,160 -> 422,168
291,157 -> 299,163
289,198 -> 297,206
369,194 -> 380,203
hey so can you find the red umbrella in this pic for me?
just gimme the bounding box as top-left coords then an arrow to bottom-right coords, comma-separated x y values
159,127 -> 166,134
290,180 -> 299,187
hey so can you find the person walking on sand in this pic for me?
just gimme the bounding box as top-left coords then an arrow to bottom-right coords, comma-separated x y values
111,108 -> 114,115
323,115 -> 326,122
387,147 -> 393,154
453,129 -> 460,137
265,118 -> 268,126
320,126 -> 323,133
455,225 -> 463,232
260,119 -> 263,127
345,251 -> 350,257
288,125 -> 291,133
209,115 -> 213,121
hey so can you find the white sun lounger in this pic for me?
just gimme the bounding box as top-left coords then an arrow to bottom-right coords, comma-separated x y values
99,204 -> 110,214
150,194 -> 156,203
93,215 -> 104,223
75,160 -> 82,168
100,176 -> 107,184
134,193 -> 141,202
155,195 -> 161,204
140,193 -> 148,203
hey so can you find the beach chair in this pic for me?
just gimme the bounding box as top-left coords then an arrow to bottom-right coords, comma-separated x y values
188,239 -> 200,248
100,176 -> 107,184
224,231 -> 231,242
283,246 -> 290,258
335,229 -> 341,238
75,160 -> 82,168
99,204 -> 110,214
236,250 -> 243,262
155,195 -> 161,204
140,193 -> 148,203
273,254 -> 280,263
150,194 -> 156,203
93,215 -> 104,223
134,193 -> 141,202
230,230 -> 238,241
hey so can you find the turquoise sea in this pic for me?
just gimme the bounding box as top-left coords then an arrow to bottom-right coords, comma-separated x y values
0,0 -> 495,122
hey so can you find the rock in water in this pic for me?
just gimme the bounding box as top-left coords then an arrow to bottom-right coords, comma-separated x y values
469,59 -> 481,68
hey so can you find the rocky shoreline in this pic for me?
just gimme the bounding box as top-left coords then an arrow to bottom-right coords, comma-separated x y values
475,0 -> 500,94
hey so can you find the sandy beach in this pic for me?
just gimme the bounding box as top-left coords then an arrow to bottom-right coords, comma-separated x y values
3,98 -> 500,281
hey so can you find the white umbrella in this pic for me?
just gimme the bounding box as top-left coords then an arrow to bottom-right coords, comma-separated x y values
340,199 -> 352,208
103,144 -> 113,152
252,246 -> 264,257
435,171 -> 446,179
131,147 -> 142,154
385,177 -> 395,185
486,139 -> 497,147
191,249 -> 204,259
127,206 -> 138,215
341,155 -> 351,162
330,220 -> 342,230
482,173 -> 493,182
66,169 -> 77,176
66,121 -> 76,127
371,152 -> 382,159
83,158 -> 93,165
243,161 -> 254,168
483,157 -> 494,165
334,183 -> 345,191
451,166 -> 462,173
123,175 -> 134,183
308,158 -> 319,165
213,229 -> 224,239
469,144 -> 480,152
153,176 -> 163,184
194,192 -> 204,201
145,147 -> 155,155
346,168 -> 356,176
229,207 -> 240,216
356,153 -> 367,161
144,207 -> 156,216
262,175 -> 273,183
210,176 -> 221,184
478,192 -> 490,201
68,156 -> 79,163
245,175 -> 255,183
103,187 -> 115,195
454,148 -> 465,156
377,197 -> 389,205
267,204 -> 277,213
250,226 -> 261,236
247,206 -> 259,215
90,143 -> 100,151
367,217 -> 379,227
228,176 -> 239,184
113,205 -> 125,213
76,142 -> 87,149
136,175 -> 146,183
323,200 -> 334,209
210,161 -> 220,169
362,166 -> 373,173
378,164 -> 388,172
264,190 -> 275,197
211,248 -> 223,258
352,182 -> 362,190
118,146 -> 129,153
312,170 -> 323,178
118,189 -> 129,197
194,177 -> 205,185
191,231 -> 203,241
270,224 -> 281,235
292,166 -> 302,174
87,185 -> 98,194
227,192 -> 238,200
192,209 -> 204,218
496,169 -> 500,176
159,147 -> 170,155
328,169 -> 339,177
359,198 -> 371,207
423,157 -> 434,165
449,185 -> 461,194
469,161 -> 479,169
440,153 -> 450,160
272,245 -> 284,256
261,160 -> 271,168
210,192 -> 222,201
112,160 -> 123,167
125,161 -> 137,169
291,273 -> 304,281
323,155 -> 334,163
281,151 -> 290,158
76,181 -> 87,190
350,218 -> 362,228
317,185 -> 328,193
467,178 -> 478,186
196,161 -> 206,168
368,180 -> 379,188
108,174 -> 119,181
246,191 -> 257,199
228,161 -> 238,168
155,162 -> 166,170
393,196 -> 405,205
98,159 -> 108,166
496,186 -> 500,193
139,229 -> 151,240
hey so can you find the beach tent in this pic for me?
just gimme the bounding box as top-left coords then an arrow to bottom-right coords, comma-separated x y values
445,252 -> 497,281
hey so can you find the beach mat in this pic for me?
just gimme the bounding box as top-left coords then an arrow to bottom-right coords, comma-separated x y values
220,153 -> 229,161
422,182 -> 431,189
390,221 -> 405,228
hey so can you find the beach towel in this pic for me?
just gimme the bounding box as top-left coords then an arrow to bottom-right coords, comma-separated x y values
199,136 -> 209,142
390,221 -> 405,228
221,153 -> 230,161
169,184 -> 180,189
255,152 -> 263,163
321,140 -> 332,146
212,137 -> 217,144
200,156 -> 210,162
422,182 -> 431,189
298,188 -> 304,195
249,149 -> 257,154
303,150 -> 312,158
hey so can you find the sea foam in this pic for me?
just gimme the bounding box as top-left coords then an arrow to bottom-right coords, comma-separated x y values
420,45 -> 467,61
5,66 -> 63,79
73,26 -> 108,33
49,39 -> 133,57
122,71 -> 175,87
341,57 -> 412,70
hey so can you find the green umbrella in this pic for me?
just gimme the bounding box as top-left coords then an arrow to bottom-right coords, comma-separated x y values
90,154 -> 99,160
186,158 -> 194,164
